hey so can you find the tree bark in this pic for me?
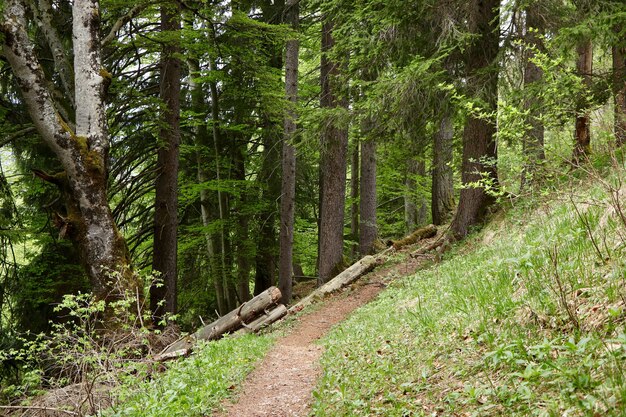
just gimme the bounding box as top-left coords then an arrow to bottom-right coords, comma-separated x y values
613,26 -> 626,147
432,113 -> 455,225
521,4 -> 546,189
318,18 -> 348,284
350,143 -> 359,259
572,38 -> 593,163
359,138 -> 376,256
161,286 -> 282,355
278,0 -> 299,305
405,157 -> 418,232
1,0 -> 140,303
391,224 -> 437,250
291,255 -> 377,312
151,4 -> 181,323
450,0 -> 500,240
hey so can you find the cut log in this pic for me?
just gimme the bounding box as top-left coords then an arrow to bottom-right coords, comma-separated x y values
389,224 -> 437,250
237,304 -> 288,335
161,286 -> 282,354
289,255 -> 378,312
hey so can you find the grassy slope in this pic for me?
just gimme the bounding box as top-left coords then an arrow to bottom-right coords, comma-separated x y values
102,334 -> 274,417
313,164 -> 626,416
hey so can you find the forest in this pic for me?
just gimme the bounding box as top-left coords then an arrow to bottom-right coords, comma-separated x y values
0,0 -> 626,415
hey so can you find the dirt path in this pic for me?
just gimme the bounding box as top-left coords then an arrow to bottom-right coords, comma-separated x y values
217,254 -> 426,417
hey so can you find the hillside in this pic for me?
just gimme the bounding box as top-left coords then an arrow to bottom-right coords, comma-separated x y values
90,155 -> 626,417
312,159 -> 626,416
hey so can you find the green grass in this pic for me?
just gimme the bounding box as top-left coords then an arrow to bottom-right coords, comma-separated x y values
312,165 -> 626,416
103,334 -> 274,417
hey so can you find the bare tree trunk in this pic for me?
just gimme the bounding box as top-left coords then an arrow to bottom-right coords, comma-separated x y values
1,0 -> 141,303
613,26 -> 626,147
432,113 -> 455,225
151,4 -> 181,323
359,137 -> 376,256
450,0 -> 500,240
572,38 -> 592,163
521,5 -> 546,189
405,158 -> 418,232
318,18 -> 348,284
278,0 -> 299,305
189,54 -> 229,315
350,142 -> 359,259
233,145 -> 252,304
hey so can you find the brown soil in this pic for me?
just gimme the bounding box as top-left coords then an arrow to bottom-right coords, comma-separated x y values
217,250 -> 428,417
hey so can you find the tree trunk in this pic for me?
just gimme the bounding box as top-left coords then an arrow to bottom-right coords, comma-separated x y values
520,4 -> 545,189
150,4 -> 181,323
613,26 -> 626,147
350,143 -> 359,259
291,255 -> 377,312
318,18 -> 348,284
572,38 -> 592,163
359,138 -> 376,256
1,0 -> 140,303
161,286 -> 282,355
431,113 -> 455,225
450,0 -> 500,240
278,0 -> 299,306
405,157 -> 418,232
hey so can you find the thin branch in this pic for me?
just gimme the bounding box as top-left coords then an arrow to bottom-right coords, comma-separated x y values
0,126 -> 36,148
102,4 -> 148,47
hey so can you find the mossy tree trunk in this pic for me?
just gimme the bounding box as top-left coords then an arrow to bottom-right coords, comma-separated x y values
1,0 -> 141,303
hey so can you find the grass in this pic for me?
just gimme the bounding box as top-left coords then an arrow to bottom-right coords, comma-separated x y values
102,333 -> 274,417
312,162 -> 626,416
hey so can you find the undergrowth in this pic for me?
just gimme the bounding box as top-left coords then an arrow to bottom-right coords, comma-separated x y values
312,158 -> 626,416
103,334 -> 274,417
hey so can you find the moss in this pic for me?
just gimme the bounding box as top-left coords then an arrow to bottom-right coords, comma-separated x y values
57,113 -> 76,138
99,68 -> 112,81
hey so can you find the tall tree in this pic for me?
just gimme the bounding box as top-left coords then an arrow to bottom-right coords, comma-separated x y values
359,137 -> 377,255
1,0 -> 140,303
521,4 -> 546,188
450,0 -> 500,240
318,17 -> 348,283
572,37 -> 593,162
432,110 -> 455,225
278,0 -> 299,304
150,4 -> 181,323
613,25 -> 626,147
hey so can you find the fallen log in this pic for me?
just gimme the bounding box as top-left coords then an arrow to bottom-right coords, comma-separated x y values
389,224 -> 437,250
161,286 -> 282,355
289,255 -> 378,313
237,304 -> 288,335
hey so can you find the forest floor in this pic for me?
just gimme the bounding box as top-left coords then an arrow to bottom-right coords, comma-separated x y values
217,248 -> 430,417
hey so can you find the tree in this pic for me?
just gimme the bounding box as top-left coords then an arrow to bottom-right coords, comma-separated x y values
318,17 -> 348,284
613,25 -> 626,146
450,0 -> 501,240
572,37 -> 593,162
521,3 -> 546,188
150,4 -> 181,323
1,0 -> 140,303
359,136 -> 377,255
432,109 -> 455,225
278,0 -> 300,304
